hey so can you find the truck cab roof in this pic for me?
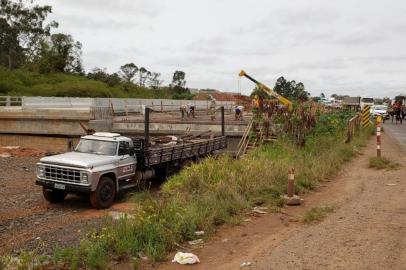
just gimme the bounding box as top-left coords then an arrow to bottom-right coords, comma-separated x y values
81,132 -> 130,142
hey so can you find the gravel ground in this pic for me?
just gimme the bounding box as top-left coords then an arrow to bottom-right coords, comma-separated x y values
0,154 -> 133,256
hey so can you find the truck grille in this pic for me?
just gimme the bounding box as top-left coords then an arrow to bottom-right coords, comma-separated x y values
44,165 -> 81,183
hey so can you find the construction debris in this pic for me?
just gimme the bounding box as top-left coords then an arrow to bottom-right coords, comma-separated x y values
188,239 -> 204,245
281,194 -> 304,206
386,183 -> 397,186
240,261 -> 252,267
109,211 -> 135,220
0,146 -> 45,157
252,206 -> 268,214
172,252 -> 200,265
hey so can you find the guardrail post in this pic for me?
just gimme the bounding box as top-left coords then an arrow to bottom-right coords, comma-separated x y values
287,168 -> 295,197
221,106 -> 225,136
281,168 -> 302,206
377,120 -> 382,157
145,107 -> 150,146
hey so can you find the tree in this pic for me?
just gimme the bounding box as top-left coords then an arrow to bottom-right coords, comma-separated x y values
87,68 -> 122,87
138,67 -> 149,87
273,76 -> 309,101
87,67 -> 109,81
320,93 -> 325,98
105,73 -> 121,87
37,33 -> 83,74
0,0 -> 57,69
294,82 -> 309,101
119,63 -> 138,83
148,72 -> 163,89
172,70 -> 186,88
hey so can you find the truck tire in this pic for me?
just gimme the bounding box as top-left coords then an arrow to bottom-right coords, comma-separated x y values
90,176 -> 116,209
42,187 -> 67,203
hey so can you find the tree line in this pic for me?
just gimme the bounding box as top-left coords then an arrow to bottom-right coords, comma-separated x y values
251,76 -> 310,101
0,0 -> 82,73
0,0 -> 192,99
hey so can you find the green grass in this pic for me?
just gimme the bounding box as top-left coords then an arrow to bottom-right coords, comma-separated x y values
0,111 -> 373,269
0,67 -> 175,99
369,157 -> 401,170
303,206 -> 334,223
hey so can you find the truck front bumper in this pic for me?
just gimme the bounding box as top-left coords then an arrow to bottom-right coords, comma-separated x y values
36,179 -> 92,194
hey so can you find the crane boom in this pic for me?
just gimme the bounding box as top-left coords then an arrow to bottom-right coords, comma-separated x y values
239,70 -> 293,111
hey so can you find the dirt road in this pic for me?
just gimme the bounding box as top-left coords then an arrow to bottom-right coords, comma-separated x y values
153,131 -> 406,270
384,121 -> 406,148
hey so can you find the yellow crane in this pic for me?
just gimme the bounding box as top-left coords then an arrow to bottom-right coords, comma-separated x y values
239,70 -> 293,111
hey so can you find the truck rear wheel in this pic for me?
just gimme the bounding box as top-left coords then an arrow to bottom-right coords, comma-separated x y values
90,176 -> 116,209
42,187 -> 67,203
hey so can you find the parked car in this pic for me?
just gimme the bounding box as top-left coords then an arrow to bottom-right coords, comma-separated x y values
371,105 -> 389,119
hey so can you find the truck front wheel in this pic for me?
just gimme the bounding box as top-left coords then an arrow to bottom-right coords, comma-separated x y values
90,176 -> 116,209
42,187 -> 67,203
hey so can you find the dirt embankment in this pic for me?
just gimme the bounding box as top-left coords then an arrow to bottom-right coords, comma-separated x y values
150,132 -> 406,270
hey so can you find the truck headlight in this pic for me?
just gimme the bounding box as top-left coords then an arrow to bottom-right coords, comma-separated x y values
81,173 -> 89,184
37,166 -> 45,178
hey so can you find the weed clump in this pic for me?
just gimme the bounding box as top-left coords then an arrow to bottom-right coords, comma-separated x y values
303,206 -> 334,223
369,157 -> 400,170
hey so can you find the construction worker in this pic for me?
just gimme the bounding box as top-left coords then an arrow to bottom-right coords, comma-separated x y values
180,105 -> 187,120
187,102 -> 196,118
235,105 -> 244,120
208,95 -> 217,121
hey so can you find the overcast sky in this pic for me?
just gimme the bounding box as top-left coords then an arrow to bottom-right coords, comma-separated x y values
37,0 -> 406,98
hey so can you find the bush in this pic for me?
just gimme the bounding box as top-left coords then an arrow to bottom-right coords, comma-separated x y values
0,67 -> 176,99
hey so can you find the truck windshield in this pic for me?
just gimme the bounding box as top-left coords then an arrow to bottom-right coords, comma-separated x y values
361,98 -> 374,103
75,139 -> 117,156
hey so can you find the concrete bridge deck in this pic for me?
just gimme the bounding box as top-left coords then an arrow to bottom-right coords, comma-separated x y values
110,111 -> 249,136
0,107 -> 249,152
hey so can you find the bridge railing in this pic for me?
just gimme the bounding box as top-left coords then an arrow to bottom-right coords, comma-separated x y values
346,113 -> 361,143
0,96 -> 22,106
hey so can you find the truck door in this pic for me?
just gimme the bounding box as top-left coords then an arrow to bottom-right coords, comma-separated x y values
117,141 -> 136,180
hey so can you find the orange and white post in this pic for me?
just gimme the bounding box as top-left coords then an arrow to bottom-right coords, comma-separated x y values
287,168 -> 295,197
376,116 -> 382,157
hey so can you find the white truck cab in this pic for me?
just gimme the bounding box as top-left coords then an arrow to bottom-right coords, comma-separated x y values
360,97 -> 374,111
36,132 -> 139,208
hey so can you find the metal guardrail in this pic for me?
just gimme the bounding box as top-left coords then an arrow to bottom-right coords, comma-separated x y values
0,96 -> 22,106
346,113 -> 361,143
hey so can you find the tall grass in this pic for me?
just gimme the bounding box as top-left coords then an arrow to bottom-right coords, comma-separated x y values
45,111 -> 372,269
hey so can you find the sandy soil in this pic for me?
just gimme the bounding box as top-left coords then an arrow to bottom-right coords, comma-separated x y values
149,131 -> 406,270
